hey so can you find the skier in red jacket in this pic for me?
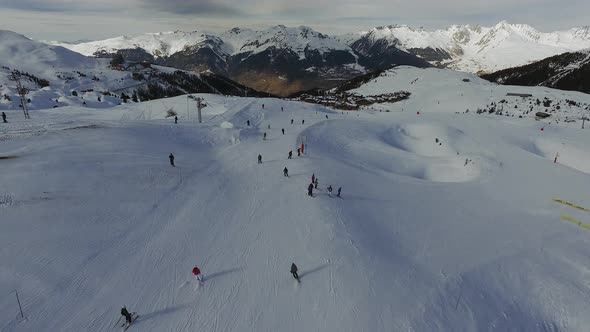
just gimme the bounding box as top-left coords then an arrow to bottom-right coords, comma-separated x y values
192,266 -> 203,282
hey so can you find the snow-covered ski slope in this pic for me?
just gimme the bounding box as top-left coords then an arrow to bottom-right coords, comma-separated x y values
2,70 -> 590,331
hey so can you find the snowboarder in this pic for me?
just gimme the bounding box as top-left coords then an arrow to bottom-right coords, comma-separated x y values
258,154 -> 262,164
175,116 -> 178,124
283,167 -> 289,177
297,148 -> 301,157
121,306 -> 133,325
169,153 -> 175,167
291,263 -> 300,281
327,185 -> 333,196
308,183 -> 314,197
337,187 -> 341,198
263,132 -> 267,140
247,120 -> 250,126
314,178 -> 318,189
291,119 -> 294,125
282,128 -> 285,135
2,112 -> 7,123
288,151 -> 292,159
192,266 -> 203,282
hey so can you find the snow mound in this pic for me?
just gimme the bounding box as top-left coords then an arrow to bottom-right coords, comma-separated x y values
382,123 -> 460,157
305,120 -> 493,183
220,121 -> 234,129
527,137 -> 590,175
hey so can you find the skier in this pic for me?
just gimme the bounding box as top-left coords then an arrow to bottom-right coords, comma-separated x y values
175,116 -> 178,124
291,119 -> 294,125
325,115 -> 328,119
281,107 -> 284,112
247,120 -> 250,126
263,132 -> 267,140
121,306 -> 133,325
283,167 -> 289,177
258,154 -> 262,164
311,174 -> 315,184
327,185 -> 333,196
288,151 -> 292,159
291,263 -> 300,281
268,124 -> 271,129
2,112 -> 7,123
282,128 -> 285,135
297,148 -> 301,157
262,104 -> 265,109
314,178 -> 318,189
302,119 -> 305,125
169,153 -> 175,167
307,183 -> 314,197
337,187 -> 342,198
192,266 -> 203,282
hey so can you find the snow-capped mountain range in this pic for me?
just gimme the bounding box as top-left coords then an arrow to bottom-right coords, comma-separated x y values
54,25 -> 430,96
54,21 -> 590,79
348,21 -> 590,73
0,30 -> 263,111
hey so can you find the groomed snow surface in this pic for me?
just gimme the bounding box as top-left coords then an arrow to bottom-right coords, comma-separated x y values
2,80 -> 590,330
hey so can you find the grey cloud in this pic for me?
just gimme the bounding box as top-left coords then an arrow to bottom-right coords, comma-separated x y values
0,0 -> 131,12
140,0 -> 243,16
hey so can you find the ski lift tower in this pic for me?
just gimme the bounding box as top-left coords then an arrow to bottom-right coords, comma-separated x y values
195,97 -> 207,123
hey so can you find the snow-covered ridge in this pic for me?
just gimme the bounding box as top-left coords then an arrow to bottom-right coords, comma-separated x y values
54,26 -> 354,60
220,25 -> 353,59
351,21 -> 590,73
53,30 -> 220,58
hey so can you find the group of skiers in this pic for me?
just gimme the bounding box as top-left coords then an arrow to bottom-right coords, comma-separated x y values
307,173 -> 341,198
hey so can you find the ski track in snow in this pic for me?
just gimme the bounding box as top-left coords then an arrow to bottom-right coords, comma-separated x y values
1,84 -> 590,331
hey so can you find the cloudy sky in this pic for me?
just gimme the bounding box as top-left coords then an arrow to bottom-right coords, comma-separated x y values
0,0 -> 588,41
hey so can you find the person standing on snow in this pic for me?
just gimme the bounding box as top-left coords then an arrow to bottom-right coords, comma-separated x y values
314,177 -> 318,189
311,174 -> 315,184
282,128 -> 285,135
2,112 -> 6,123
327,185 -> 333,196
288,151 -> 292,159
258,154 -> 262,164
337,187 -> 342,198
291,119 -> 294,125
192,266 -> 203,282
175,116 -> 178,124
281,107 -> 284,112
302,119 -> 305,125
291,263 -> 300,281
283,167 -> 289,177
297,148 -> 301,157
247,120 -> 250,126
121,306 -> 133,325
308,183 -> 314,197
169,153 -> 175,167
